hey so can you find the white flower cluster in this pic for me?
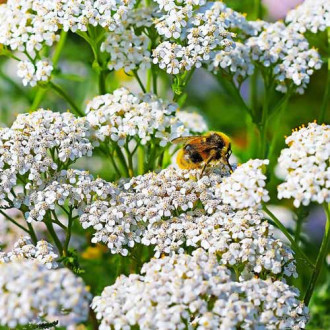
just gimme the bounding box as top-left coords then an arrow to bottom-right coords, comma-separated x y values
176,110 -> 208,133
153,2 -> 238,74
0,110 -> 92,206
100,7 -> 155,72
142,208 -> 297,279
210,41 -> 254,81
85,88 -> 189,146
0,236 -> 58,269
17,60 -> 53,87
80,165 -> 296,279
247,22 -> 322,94
0,260 -> 91,328
92,249 -> 308,330
0,0 -> 136,85
278,122 -> 330,208
286,0 -> 330,34
217,159 -> 270,209
101,28 -> 151,73
26,169 -> 118,223
0,0 -> 136,56
80,167 -> 228,255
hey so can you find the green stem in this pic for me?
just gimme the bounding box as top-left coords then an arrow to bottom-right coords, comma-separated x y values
27,222 -> 38,244
63,209 -> 73,256
124,143 -> 134,177
0,209 -> 30,234
250,70 -> 258,119
114,144 -> 130,177
146,68 -> 152,92
49,82 -> 84,116
133,70 -> 147,93
304,203 -> 330,305
259,83 -> 269,158
52,30 -> 68,68
45,214 -> 64,255
262,204 -> 315,269
152,67 -> 158,94
99,70 -> 106,94
319,27 -> 330,123
100,144 -> 122,178
137,145 -> 145,175
254,0 -> 262,19
30,88 -> 48,111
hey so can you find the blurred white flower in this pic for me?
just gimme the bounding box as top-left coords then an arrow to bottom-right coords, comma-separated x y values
278,123 -> 330,208
176,110 -> 208,133
218,159 -> 270,209
0,236 -> 58,269
92,249 -> 308,330
0,260 -> 91,328
286,0 -> 330,33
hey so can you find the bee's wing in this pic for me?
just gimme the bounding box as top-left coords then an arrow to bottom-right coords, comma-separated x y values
171,136 -> 203,145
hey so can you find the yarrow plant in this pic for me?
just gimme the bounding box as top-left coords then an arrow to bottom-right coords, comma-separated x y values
0,0 -> 329,328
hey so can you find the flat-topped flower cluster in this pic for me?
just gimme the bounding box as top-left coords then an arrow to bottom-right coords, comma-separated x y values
0,0 -> 323,94
1,88 -> 327,327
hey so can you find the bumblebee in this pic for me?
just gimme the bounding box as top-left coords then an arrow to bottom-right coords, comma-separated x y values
172,131 -> 233,175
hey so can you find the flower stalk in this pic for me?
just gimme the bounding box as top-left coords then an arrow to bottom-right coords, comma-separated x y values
304,203 -> 330,305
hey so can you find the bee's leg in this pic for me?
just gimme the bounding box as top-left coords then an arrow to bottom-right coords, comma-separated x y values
200,151 -> 217,177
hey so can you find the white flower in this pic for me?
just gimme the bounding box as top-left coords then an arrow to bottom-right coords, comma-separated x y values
277,122 -> 330,208
286,0 -> 330,34
142,207 -> 297,279
210,42 -> 254,81
92,249 -> 308,329
153,1 -> 238,74
0,110 -> 93,206
0,260 -> 91,327
17,59 -> 53,87
80,166 -> 229,255
247,22 -> 322,94
26,169 -> 118,223
217,159 -> 270,209
85,88 -> 189,146
0,236 -> 58,269
101,28 -> 151,73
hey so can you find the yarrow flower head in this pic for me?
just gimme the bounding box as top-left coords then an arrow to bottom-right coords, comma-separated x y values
210,41 -> 254,82
0,0 -> 136,84
85,87 -> 189,147
0,260 -> 91,328
141,207 -> 297,279
79,166 -> 229,255
26,169 -> 118,223
286,0 -> 330,34
217,159 -> 270,209
17,59 -> 53,87
153,1 -> 240,74
277,122 -> 330,208
0,236 -> 58,269
92,249 -> 308,330
0,109 -> 93,207
247,22 -> 322,94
